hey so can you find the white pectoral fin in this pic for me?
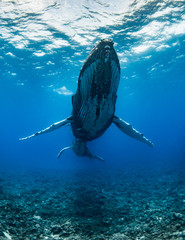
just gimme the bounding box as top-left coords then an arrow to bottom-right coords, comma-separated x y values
113,116 -> 154,147
19,116 -> 73,141
57,146 -> 72,158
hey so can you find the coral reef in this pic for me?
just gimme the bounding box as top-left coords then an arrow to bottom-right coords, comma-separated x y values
0,167 -> 185,239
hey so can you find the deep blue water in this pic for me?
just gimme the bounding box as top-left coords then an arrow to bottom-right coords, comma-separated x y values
1,1 -> 185,239
1,0 -> 185,172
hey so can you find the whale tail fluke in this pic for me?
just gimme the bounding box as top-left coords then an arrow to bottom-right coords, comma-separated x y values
57,144 -> 104,162
113,116 -> 154,147
85,148 -> 105,162
19,116 -> 73,141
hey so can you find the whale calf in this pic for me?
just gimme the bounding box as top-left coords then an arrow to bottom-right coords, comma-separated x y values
20,39 -> 153,160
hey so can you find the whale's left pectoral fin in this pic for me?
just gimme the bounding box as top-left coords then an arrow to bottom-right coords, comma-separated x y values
85,148 -> 105,162
19,116 -> 73,141
113,116 -> 154,147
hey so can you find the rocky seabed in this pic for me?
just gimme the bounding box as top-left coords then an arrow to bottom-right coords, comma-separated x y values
0,167 -> 185,240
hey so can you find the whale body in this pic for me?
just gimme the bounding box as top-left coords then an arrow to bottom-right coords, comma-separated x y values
72,39 -> 120,141
20,39 -> 153,161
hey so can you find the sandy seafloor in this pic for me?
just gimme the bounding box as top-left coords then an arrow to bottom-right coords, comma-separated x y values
0,167 -> 185,240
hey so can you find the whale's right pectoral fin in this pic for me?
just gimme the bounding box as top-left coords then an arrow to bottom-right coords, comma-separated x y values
19,116 -> 73,141
113,116 -> 153,147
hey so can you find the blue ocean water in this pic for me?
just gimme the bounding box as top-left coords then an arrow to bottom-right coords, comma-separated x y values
0,0 -> 185,239
1,0 -> 185,171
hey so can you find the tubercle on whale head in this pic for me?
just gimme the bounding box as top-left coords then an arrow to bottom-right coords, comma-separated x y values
79,38 -> 120,79
92,39 -> 114,59
94,39 -> 120,70
98,38 -> 114,46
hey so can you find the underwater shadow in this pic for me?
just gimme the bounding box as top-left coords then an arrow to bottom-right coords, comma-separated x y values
69,170 -> 113,237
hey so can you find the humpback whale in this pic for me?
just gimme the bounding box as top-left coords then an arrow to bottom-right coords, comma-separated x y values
20,39 -> 153,161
